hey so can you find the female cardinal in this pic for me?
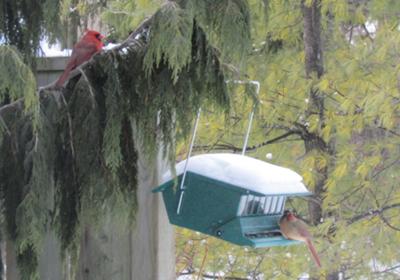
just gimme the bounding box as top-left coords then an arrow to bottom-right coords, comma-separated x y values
279,210 -> 321,267
55,30 -> 104,87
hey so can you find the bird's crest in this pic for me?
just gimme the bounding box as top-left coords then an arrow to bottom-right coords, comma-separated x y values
283,210 -> 297,221
84,29 -> 105,40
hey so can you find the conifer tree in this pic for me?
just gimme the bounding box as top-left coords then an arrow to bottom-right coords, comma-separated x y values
0,0 -> 251,278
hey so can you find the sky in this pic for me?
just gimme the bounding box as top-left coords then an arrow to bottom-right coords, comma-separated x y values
39,38 -> 118,57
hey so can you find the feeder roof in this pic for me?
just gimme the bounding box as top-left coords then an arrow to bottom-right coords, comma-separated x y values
162,153 -> 311,196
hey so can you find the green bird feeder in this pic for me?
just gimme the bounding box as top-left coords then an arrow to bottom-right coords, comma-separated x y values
153,153 -> 311,248
153,81 -> 311,248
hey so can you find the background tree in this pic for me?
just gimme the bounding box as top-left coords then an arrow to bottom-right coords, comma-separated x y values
172,0 -> 400,279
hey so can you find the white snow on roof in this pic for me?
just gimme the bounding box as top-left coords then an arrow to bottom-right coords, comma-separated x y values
162,153 -> 310,196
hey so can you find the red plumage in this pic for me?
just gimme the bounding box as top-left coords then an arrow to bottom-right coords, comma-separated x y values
279,210 -> 322,268
55,30 -> 104,87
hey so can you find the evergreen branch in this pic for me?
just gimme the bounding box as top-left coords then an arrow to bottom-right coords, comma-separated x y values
128,17 -> 153,40
78,68 -> 97,109
0,16 -> 151,117
0,114 -> 11,136
60,93 -> 75,159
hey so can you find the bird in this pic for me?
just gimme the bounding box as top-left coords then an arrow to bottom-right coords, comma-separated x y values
55,30 -> 104,87
279,210 -> 321,267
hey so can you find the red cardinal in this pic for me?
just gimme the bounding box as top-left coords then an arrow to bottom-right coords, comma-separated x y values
55,30 -> 104,87
279,210 -> 321,267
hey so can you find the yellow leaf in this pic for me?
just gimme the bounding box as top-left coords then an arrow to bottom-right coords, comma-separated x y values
333,163 -> 347,178
319,78 -> 330,91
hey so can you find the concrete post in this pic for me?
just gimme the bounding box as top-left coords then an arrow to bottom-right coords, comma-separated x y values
76,151 -> 175,280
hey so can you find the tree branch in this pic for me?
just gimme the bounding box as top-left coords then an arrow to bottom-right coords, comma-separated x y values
0,16 -> 153,117
193,130 -> 301,153
373,264 -> 400,274
179,270 -> 249,280
379,213 -> 400,231
347,203 -> 400,226
361,23 -> 374,42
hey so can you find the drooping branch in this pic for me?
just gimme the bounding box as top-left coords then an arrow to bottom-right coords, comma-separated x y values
0,10 -> 230,278
0,16 -> 153,118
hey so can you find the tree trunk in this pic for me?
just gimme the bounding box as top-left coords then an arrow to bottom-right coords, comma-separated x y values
302,0 -> 325,226
302,1 -> 339,279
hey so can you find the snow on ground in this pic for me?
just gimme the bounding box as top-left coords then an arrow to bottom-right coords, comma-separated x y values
162,153 -> 310,196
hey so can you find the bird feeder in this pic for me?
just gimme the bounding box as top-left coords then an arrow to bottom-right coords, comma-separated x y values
153,153 -> 311,247
153,81 -> 312,247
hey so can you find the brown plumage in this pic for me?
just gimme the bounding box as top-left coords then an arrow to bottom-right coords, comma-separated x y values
55,30 -> 104,87
279,210 -> 321,267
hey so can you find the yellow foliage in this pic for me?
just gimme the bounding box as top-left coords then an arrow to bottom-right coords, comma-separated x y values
333,163 -> 348,179
319,78 -> 330,92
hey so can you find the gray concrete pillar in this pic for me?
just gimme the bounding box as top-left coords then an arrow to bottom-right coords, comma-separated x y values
76,150 -> 175,280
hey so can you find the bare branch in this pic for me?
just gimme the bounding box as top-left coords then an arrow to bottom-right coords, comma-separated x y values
194,130 -> 301,153
373,264 -> 400,274
348,25 -> 354,44
179,270 -> 249,280
196,245 -> 208,280
378,126 -> 400,137
361,23 -> 374,42
371,156 -> 400,179
379,213 -> 400,232
348,203 -> 400,225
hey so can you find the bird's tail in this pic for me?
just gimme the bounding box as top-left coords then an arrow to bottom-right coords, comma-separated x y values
306,239 -> 321,268
55,62 -> 75,87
